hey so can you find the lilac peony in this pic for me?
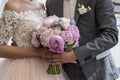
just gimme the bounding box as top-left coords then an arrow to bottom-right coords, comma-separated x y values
68,25 -> 80,40
49,35 -> 65,53
60,31 -> 73,42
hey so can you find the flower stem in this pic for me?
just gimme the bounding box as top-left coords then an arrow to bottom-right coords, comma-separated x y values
47,65 -> 60,75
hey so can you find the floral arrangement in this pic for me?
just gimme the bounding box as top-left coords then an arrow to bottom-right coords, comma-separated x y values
31,15 -> 80,75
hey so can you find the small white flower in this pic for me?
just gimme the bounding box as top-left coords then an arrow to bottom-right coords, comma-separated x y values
78,5 -> 88,14
88,6 -> 92,11
77,3 -> 92,15
7,36 -> 13,46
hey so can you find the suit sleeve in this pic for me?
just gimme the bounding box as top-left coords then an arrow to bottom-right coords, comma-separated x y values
73,0 -> 118,65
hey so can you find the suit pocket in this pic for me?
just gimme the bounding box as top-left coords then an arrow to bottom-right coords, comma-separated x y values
80,10 -> 94,17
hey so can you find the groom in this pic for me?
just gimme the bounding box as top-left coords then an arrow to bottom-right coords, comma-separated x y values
46,0 -> 119,80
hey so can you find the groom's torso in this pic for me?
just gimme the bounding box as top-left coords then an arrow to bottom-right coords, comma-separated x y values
46,0 -> 107,60
46,0 -> 98,46
46,0 -> 119,80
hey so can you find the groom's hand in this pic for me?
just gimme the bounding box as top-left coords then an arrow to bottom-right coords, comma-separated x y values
46,51 -> 77,65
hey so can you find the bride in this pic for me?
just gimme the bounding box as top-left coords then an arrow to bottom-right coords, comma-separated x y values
0,0 -> 69,80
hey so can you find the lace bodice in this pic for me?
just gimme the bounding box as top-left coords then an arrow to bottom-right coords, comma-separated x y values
0,10 -> 46,47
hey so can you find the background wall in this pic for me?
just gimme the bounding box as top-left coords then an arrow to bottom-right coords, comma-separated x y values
112,0 -> 120,3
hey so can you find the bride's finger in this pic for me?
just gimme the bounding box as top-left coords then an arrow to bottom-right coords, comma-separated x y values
47,59 -> 61,63
50,62 -> 62,65
46,54 -> 62,59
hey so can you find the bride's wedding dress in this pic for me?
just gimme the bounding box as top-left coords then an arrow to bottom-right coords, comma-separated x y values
0,0 -> 69,80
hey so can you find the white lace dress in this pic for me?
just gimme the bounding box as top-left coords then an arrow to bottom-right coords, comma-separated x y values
0,10 -> 69,80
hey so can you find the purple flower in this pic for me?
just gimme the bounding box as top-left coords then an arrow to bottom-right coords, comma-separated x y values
68,25 -> 80,40
70,20 -> 76,25
49,35 -> 65,53
60,31 -> 73,42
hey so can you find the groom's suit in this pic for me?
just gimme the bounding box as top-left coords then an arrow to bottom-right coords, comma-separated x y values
46,0 -> 120,80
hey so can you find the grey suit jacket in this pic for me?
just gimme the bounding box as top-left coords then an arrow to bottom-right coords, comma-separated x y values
46,0 -> 119,80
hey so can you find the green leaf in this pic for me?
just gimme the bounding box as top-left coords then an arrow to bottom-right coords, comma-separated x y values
36,34 -> 40,42
78,3 -> 81,8
65,41 -> 76,52
65,45 -> 73,52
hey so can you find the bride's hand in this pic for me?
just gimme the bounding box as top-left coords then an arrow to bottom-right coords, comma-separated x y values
46,51 -> 77,65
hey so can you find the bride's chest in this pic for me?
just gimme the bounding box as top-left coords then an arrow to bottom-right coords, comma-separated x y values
1,10 -> 46,47
2,10 -> 46,31
3,10 -> 43,24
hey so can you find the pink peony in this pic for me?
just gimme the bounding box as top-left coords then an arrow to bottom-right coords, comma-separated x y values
60,31 -> 73,42
61,18 -> 70,30
54,29 -> 61,35
42,19 -> 54,28
42,15 -> 59,28
37,27 -> 48,35
68,25 -> 80,40
49,35 -> 65,53
40,29 -> 54,47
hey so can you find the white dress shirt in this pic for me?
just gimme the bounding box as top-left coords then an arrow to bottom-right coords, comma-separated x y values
63,0 -> 77,19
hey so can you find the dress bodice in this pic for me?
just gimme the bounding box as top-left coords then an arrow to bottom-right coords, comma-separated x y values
0,8 -> 69,80
0,10 -> 46,47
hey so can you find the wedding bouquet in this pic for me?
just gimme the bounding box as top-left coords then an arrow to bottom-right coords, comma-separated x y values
31,15 -> 80,75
